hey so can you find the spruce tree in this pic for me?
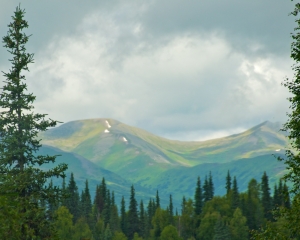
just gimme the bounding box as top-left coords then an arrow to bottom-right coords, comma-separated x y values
225,170 -> 231,195
139,200 -> 146,238
127,185 -> 139,238
80,190 -> 85,217
66,172 -> 80,223
81,179 -> 92,220
94,184 -> 105,218
101,178 -> 107,202
169,194 -> 174,221
109,203 -> 120,234
246,179 -> 263,230
209,171 -> 214,200
203,175 -> 210,202
0,6 -> 67,238
61,176 -> 67,207
103,189 -> 111,226
181,196 -> 186,215
147,198 -> 154,230
47,179 -> 58,220
261,171 -> 272,220
283,183 -> 291,209
204,172 -> 214,202
278,179 -> 284,206
273,183 -> 280,208
120,196 -> 127,235
231,176 -> 239,209
111,191 -> 115,206
194,176 -> 203,215
156,190 -> 160,209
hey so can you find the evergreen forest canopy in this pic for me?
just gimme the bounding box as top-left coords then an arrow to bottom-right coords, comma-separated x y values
48,170 -> 290,240
1,3 -> 300,240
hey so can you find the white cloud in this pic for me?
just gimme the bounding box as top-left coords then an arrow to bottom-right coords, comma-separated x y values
20,3 -> 293,140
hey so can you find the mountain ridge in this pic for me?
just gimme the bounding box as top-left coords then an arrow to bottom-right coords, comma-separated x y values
39,118 -> 290,206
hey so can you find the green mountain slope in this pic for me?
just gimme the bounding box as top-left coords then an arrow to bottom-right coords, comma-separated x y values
38,145 -> 155,204
40,118 -> 290,187
150,154 -> 287,201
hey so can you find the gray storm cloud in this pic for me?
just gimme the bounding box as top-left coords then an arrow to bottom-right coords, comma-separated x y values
0,0 -> 294,140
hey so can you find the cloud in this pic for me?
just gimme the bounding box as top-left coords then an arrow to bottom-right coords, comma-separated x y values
141,0 -> 295,57
21,3 -> 292,141
0,0 -> 294,140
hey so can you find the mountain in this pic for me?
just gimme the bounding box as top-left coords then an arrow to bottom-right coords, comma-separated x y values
39,118 -> 290,206
41,119 -> 288,173
38,145 -> 155,205
150,153 -> 287,201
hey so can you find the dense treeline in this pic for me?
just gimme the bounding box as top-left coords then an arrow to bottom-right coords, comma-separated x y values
49,171 -> 290,240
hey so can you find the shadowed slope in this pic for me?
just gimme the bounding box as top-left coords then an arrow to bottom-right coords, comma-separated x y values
38,145 -> 154,204
40,119 -> 290,200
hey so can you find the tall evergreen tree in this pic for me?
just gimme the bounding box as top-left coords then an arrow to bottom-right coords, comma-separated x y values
147,198 -> 155,231
204,172 -> 214,202
0,6 -> 67,239
103,189 -> 111,226
127,185 -> 139,239
181,196 -> 186,215
120,196 -> 127,235
261,171 -> 272,220
169,194 -> 174,220
231,176 -> 239,209
81,179 -> 92,220
273,183 -> 280,208
156,190 -> 160,209
66,172 -> 80,223
203,175 -> 210,202
111,191 -> 115,206
246,179 -> 264,230
80,190 -> 85,217
109,203 -> 120,234
278,179 -> 284,206
225,170 -> 232,195
283,183 -> 291,209
94,182 -> 106,217
139,200 -> 146,238
194,176 -> 203,215
61,176 -> 67,207
47,179 -> 58,220
209,171 -> 214,200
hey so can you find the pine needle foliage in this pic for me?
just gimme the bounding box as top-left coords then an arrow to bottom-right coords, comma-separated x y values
0,5 -> 67,239
253,2 -> 300,238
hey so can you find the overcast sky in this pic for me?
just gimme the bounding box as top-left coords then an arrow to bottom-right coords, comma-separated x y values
0,1 -> 296,140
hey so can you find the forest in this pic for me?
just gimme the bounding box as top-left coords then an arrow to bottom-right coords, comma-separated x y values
48,171 -> 290,240
1,3 -> 300,240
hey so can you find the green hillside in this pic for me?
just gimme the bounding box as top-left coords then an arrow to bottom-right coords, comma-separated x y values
38,145 -> 155,205
40,119 -> 290,187
150,154 -> 287,201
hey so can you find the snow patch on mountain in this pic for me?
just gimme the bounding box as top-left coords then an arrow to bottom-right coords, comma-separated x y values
105,120 -> 111,128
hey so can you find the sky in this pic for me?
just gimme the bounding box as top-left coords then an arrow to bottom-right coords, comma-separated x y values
0,0 -> 296,141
